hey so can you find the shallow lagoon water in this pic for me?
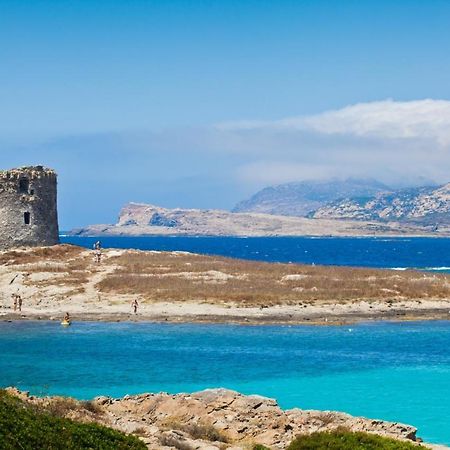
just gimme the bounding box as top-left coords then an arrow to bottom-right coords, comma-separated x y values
1,320 -> 450,445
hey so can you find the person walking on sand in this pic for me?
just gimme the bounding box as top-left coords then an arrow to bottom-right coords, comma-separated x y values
17,295 -> 22,312
12,293 -> 17,311
131,299 -> 139,314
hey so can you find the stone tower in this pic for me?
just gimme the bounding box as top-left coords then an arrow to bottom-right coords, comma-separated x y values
0,166 -> 59,249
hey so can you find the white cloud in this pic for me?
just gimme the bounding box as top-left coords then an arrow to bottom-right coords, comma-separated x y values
219,99 -> 450,144
300,99 -> 450,145
215,99 -> 450,186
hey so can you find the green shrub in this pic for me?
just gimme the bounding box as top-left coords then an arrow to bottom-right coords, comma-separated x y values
0,390 -> 146,450
252,445 -> 271,450
287,430 -> 426,450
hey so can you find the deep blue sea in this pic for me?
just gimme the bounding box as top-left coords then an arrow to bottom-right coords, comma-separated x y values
1,321 -> 450,445
61,235 -> 450,271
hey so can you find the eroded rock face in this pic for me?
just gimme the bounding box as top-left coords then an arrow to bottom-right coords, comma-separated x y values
6,387 -> 419,449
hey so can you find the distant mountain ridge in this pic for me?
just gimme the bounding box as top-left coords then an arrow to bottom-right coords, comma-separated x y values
69,179 -> 450,237
311,183 -> 450,225
233,179 -> 390,217
69,202 -> 440,237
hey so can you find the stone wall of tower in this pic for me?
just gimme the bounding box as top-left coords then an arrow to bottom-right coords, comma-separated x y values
0,166 -> 59,249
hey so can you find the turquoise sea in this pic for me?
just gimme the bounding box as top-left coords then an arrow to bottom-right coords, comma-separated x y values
1,320 -> 450,445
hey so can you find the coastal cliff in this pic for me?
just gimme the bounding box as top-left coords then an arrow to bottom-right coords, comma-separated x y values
6,388 -> 421,449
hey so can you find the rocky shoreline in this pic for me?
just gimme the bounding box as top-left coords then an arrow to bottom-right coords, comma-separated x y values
7,387 -> 435,450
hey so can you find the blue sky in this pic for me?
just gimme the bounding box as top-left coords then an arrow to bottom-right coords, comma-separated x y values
1,0 -> 450,228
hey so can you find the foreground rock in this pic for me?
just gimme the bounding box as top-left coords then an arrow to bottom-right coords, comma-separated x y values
7,388 -> 422,449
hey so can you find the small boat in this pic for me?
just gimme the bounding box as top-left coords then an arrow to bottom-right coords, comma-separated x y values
61,320 -> 71,326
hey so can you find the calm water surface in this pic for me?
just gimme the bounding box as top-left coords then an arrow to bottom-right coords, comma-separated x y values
1,320 -> 450,445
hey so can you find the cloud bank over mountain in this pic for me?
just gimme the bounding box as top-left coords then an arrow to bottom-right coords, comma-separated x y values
2,99 -> 449,227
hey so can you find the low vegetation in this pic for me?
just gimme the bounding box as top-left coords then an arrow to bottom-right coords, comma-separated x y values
0,390 -> 146,450
163,419 -> 229,443
2,244 -> 450,307
286,430 -> 426,450
97,249 -> 450,306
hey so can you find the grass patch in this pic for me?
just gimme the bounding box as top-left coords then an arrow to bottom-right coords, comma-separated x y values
287,430 -> 426,450
159,434 -> 194,450
164,419 -> 229,443
96,251 -> 450,306
4,245 -> 450,307
0,390 -> 145,450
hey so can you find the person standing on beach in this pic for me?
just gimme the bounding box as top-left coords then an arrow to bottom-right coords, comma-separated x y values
12,293 -> 17,311
93,241 -> 102,264
17,295 -> 22,312
131,299 -> 139,314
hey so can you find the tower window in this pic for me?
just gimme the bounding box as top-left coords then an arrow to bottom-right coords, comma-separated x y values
24,212 -> 31,225
19,178 -> 29,193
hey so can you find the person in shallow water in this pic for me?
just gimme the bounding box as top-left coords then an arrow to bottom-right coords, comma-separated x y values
63,312 -> 70,322
11,293 -> 17,311
131,299 -> 139,314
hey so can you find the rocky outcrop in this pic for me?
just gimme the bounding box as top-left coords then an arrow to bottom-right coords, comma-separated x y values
7,388 -> 420,449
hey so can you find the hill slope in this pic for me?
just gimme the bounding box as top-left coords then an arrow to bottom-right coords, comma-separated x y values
233,179 -> 389,217
312,183 -> 450,225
